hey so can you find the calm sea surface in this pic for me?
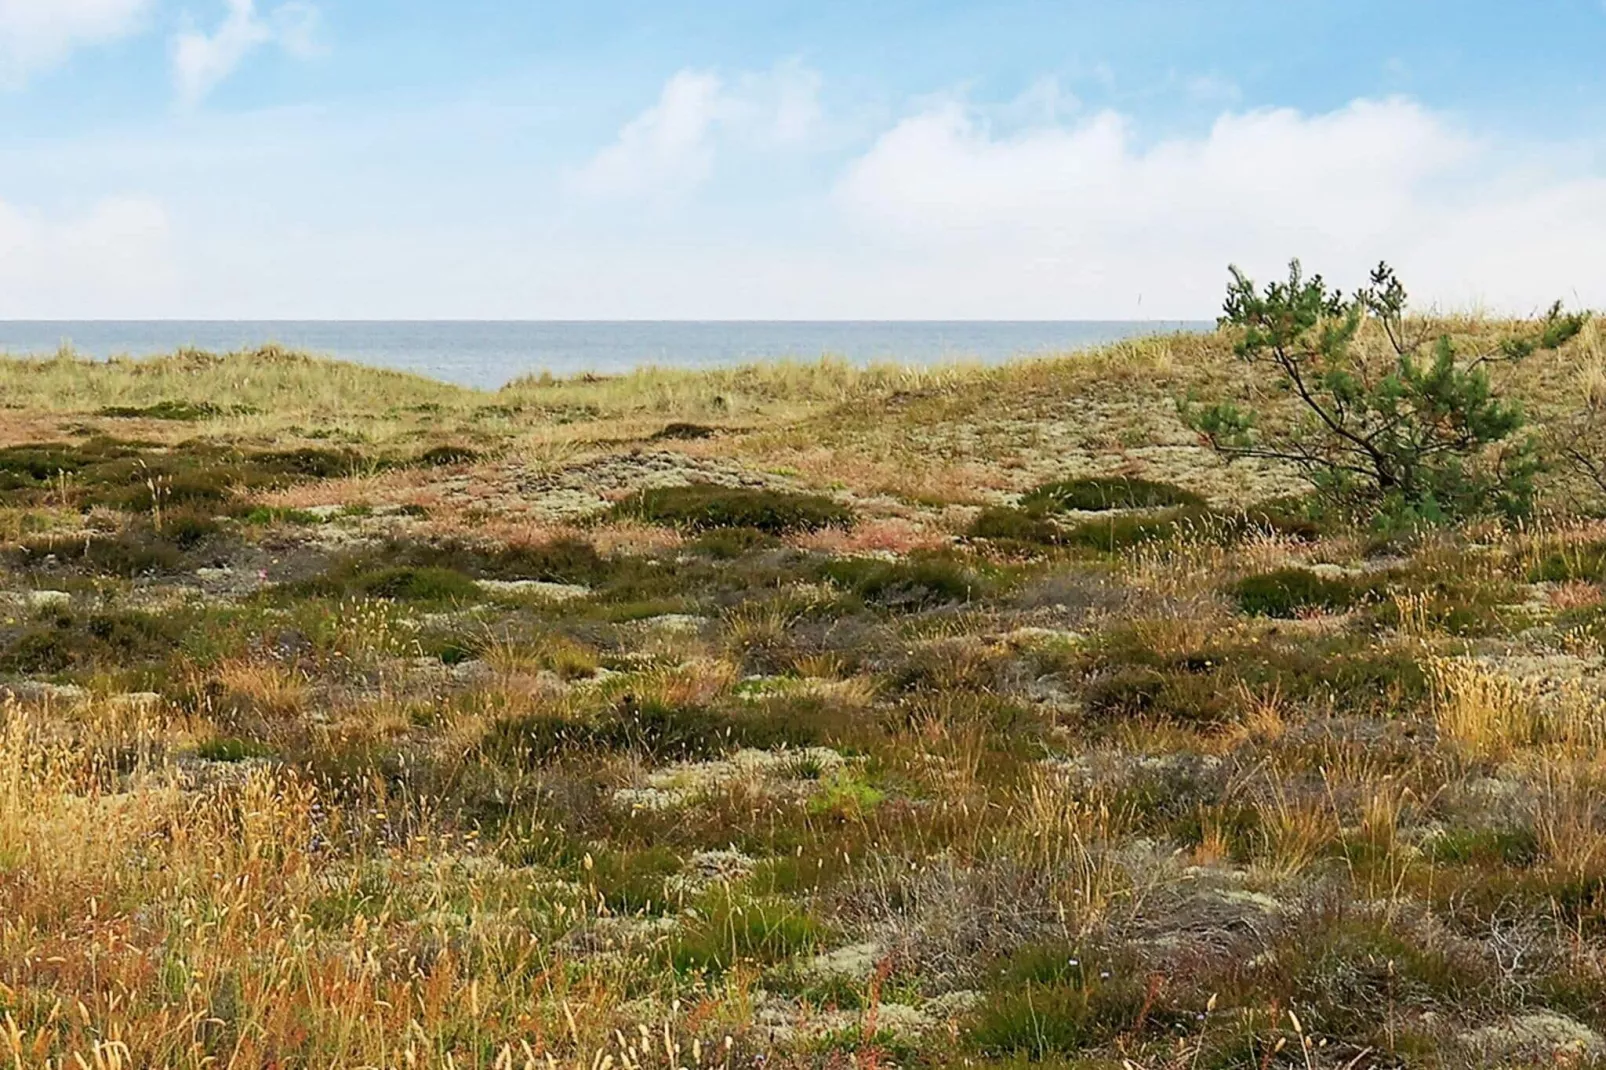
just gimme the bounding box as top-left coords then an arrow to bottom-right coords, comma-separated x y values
0,321 -> 1209,390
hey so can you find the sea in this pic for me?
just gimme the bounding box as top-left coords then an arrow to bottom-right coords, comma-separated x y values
0,320 -> 1209,391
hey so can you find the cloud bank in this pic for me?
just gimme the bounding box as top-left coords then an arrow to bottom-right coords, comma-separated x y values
0,194 -> 175,318
0,0 -> 151,84
835,95 -> 1606,316
7,64 -> 1606,318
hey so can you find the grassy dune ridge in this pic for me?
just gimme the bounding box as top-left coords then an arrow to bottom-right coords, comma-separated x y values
5,320 -> 1606,1068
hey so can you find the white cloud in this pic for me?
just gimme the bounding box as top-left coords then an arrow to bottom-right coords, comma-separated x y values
835,97 -> 1606,316
566,61 -> 824,199
6,76 -> 1604,320
172,0 -> 320,107
0,195 -> 176,317
0,0 -> 152,84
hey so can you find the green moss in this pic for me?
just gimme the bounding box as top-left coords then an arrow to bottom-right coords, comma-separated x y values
612,483 -> 853,534
806,772 -> 887,818
241,506 -> 322,525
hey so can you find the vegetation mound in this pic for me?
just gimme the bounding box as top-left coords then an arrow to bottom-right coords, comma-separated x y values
612,483 -> 853,534
1231,567 -> 1365,617
1022,475 -> 1206,513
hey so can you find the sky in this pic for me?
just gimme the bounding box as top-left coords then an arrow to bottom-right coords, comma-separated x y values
1,0 -> 1604,320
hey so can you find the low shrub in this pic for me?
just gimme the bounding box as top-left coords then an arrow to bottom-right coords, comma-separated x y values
483,696 -> 819,765
1368,564 -> 1519,637
821,553 -> 981,609
98,400 -> 227,421
0,438 -> 384,511
967,506 -> 1065,546
612,484 -> 853,534
415,444 -> 481,466
160,508 -> 223,550
13,523 -> 211,576
0,437 -> 143,487
384,536 -> 609,585
1081,628 -> 1430,724
309,565 -> 479,604
1272,911 -> 1490,1037
1061,509 -> 1194,552
1082,663 -> 1237,726
0,609 -> 185,674
300,537 -> 610,600
194,737 -> 276,763
1063,503 -> 1323,554
357,566 -> 479,602
688,526 -> 782,558
1232,567 -> 1363,617
1021,476 -> 1204,514
246,447 -> 369,480
652,422 -> 717,441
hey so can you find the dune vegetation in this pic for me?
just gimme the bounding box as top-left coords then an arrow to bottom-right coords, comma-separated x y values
6,273 -> 1606,1068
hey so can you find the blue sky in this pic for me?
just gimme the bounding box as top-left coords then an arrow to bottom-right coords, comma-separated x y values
2,0 -> 1604,318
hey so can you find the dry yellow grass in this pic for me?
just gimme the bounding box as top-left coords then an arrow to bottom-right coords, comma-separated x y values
8,317 -> 1606,1067
1431,659 -> 1546,760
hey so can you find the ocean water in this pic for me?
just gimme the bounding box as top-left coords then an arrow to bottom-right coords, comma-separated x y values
0,320 -> 1209,391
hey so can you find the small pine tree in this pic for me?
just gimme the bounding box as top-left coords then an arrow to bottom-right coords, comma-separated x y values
1183,260 -> 1587,524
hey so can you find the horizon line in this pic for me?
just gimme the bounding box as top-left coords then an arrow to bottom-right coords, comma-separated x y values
0,317 -> 1214,326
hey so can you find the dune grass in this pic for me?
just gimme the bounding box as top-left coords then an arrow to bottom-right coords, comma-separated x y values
5,319 -> 1606,1068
